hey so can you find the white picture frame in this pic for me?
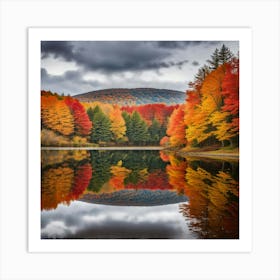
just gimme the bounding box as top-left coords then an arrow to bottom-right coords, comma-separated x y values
1,1 -> 279,279
29,27 -> 252,253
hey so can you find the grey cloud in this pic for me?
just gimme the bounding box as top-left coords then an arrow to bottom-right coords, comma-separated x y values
192,61 -> 199,66
146,59 -> 189,70
41,41 -> 195,74
41,40 -> 239,94
42,41 -> 173,73
41,41 -> 74,60
156,41 -> 219,49
41,68 -> 101,95
41,67 -> 188,94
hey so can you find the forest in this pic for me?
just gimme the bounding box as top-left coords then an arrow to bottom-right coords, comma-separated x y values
41,44 -> 239,151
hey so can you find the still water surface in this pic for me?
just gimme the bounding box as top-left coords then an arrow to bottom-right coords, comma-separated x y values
41,149 -> 239,239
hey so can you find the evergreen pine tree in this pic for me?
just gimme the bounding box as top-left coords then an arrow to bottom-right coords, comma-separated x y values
122,111 -> 133,142
207,48 -> 220,69
195,64 -> 210,83
148,118 -> 161,143
219,44 -> 233,64
87,107 -> 95,121
91,108 -> 112,143
129,111 -> 149,144
88,151 -> 112,192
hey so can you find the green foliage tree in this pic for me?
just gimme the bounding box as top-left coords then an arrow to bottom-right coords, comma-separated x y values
122,111 -> 133,142
87,107 -> 95,122
148,118 -> 161,143
88,151 -> 112,192
90,107 -> 112,143
129,111 -> 150,144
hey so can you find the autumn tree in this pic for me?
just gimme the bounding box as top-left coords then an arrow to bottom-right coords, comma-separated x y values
109,161 -> 131,191
185,65 -> 226,146
64,96 -> 92,136
41,166 -> 74,210
69,163 -> 92,200
166,105 -> 186,147
180,160 -> 239,238
109,105 -> 126,141
121,104 -> 178,127
215,60 -> 239,146
41,93 -> 74,136
166,154 -> 188,195
159,136 -> 170,147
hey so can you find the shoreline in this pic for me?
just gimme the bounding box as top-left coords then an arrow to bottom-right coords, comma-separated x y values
174,149 -> 239,160
41,146 -> 163,150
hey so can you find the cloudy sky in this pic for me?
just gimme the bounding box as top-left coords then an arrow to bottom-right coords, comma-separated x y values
41,41 -> 239,95
41,201 -> 195,239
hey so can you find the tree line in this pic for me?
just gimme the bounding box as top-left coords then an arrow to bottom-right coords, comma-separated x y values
163,44 -> 239,149
41,91 -> 176,146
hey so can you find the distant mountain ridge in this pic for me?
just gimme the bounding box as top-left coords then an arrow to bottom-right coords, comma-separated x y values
74,88 -> 186,106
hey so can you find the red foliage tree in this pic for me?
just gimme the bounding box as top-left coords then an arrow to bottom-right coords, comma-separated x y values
125,170 -> 173,190
121,104 -> 178,126
68,163 -> 92,200
64,96 -> 92,136
159,136 -> 170,147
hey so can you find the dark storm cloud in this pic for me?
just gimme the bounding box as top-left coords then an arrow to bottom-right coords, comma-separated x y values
155,41 -> 219,49
41,41 -> 191,73
41,68 -> 101,94
41,40 -> 239,94
146,59 -> 189,69
41,41 -> 74,60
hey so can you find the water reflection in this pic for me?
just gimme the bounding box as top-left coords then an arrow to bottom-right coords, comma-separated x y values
41,202 -> 192,239
41,150 -> 239,239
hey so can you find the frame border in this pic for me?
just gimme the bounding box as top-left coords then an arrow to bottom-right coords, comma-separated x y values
28,27 -> 252,253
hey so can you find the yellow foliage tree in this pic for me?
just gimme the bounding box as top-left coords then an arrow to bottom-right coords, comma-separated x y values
109,105 -> 126,140
41,167 -> 74,210
41,95 -> 74,136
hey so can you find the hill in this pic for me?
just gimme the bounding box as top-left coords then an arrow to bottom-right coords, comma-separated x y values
74,88 -> 186,105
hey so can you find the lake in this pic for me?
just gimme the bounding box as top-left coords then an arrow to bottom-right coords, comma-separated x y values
41,149 -> 239,239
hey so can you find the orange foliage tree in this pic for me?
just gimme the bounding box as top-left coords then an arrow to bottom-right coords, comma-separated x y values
41,166 -> 74,210
184,58 -> 239,148
165,154 -> 188,195
166,105 -> 186,147
108,163 -> 131,191
41,92 -> 74,136
179,161 -> 239,238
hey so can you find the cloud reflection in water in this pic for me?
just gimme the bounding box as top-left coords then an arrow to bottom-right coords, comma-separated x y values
41,201 -> 195,239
